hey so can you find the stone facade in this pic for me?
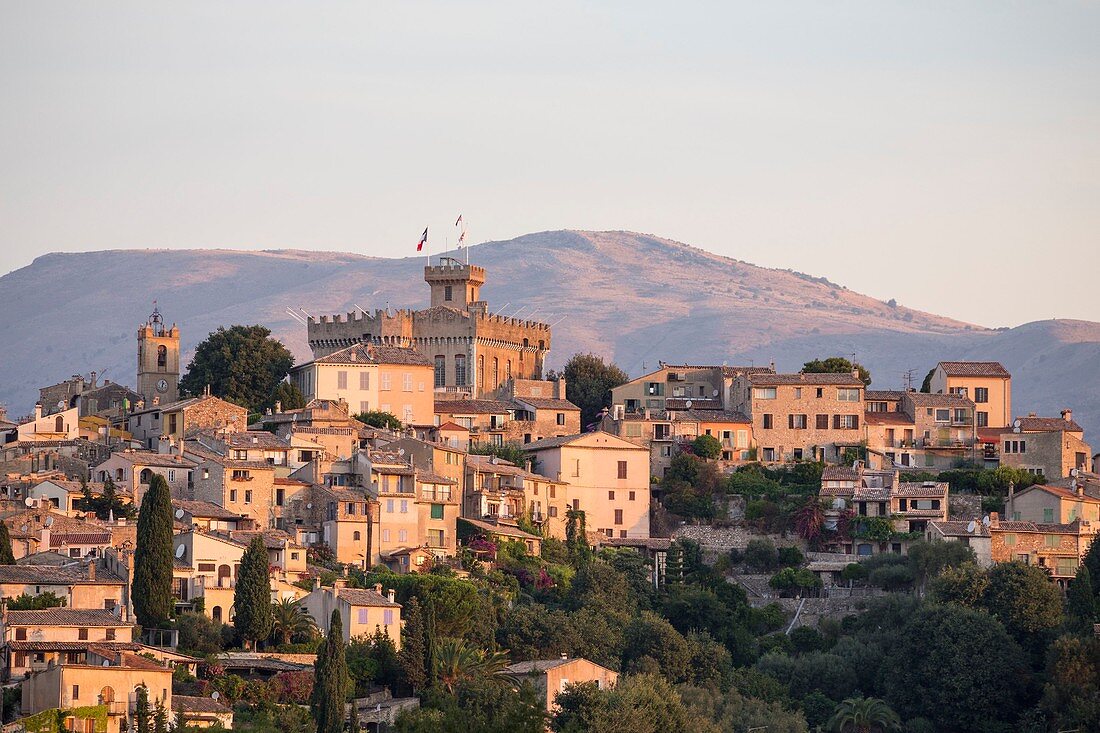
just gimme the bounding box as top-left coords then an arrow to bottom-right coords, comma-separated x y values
136,306 -> 181,406
306,259 -> 550,398
999,412 -> 1092,480
988,511 -> 1095,583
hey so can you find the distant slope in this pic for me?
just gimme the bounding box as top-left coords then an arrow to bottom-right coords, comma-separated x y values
1,231 -> 1097,440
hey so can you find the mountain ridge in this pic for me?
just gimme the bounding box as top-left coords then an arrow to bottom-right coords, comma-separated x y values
1,230 -> 1097,440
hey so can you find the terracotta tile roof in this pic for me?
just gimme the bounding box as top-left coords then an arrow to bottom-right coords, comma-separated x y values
865,390 -> 906,401
216,529 -> 302,550
173,500 -> 246,521
864,412 -> 914,426
993,519 -> 1086,534
3,640 -> 139,652
222,432 -> 292,449
436,421 -> 469,432
312,343 -> 432,366
748,372 -> 865,387
929,520 -> 990,537
183,442 -> 275,469
415,470 -> 458,485
174,695 -> 232,714
108,451 -> 197,468
514,397 -> 580,411
336,588 -> 401,608
895,482 -> 948,498
466,455 -> 552,481
461,517 -> 542,541
0,564 -> 123,585
938,361 -> 1010,378
1017,484 -> 1100,504
506,659 -> 574,674
1014,416 -> 1084,433
821,466 -> 860,481
668,409 -> 750,423
434,400 -> 515,414
664,398 -> 724,411
852,487 -> 891,501
48,531 -> 111,547
904,392 -> 975,408
6,609 -> 124,626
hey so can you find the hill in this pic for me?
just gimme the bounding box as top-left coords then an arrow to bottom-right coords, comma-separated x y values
1,230 -> 1098,439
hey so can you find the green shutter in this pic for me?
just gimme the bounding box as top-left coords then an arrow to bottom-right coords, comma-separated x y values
431,503 -> 444,520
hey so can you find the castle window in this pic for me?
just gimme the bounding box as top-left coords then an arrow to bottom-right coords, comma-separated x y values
492,358 -> 499,389
506,360 -> 511,381
434,356 -> 446,388
444,285 -> 453,302
157,345 -> 167,368
478,356 -> 485,390
455,355 -> 467,385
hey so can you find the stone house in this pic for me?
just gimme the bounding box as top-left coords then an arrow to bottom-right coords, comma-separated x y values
39,373 -> 142,420
315,484 -> 372,566
525,431 -> 650,539
461,517 -> 543,556
999,411 -> 1092,479
185,439 -> 277,527
504,657 -> 618,713
173,695 -> 234,729
123,394 -> 248,451
0,561 -> 127,613
8,405 -> 81,445
926,520 -> 993,566
610,363 -> 770,415
93,450 -> 195,504
464,455 -> 571,539
1006,482 -> 1100,524
290,343 -> 436,426
601,406 -> 753,477
301,581 -> 402,646
0,607 -> 135,681
928,361 -> 1012,429
730,371 -> 866,464
988,512 -> 1095,585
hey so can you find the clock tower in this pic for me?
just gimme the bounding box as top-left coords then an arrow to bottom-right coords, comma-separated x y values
137,304 -> 180,405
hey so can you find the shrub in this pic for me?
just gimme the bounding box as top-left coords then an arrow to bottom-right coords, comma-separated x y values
777,546 -> 804,568
744,539 -> 779,572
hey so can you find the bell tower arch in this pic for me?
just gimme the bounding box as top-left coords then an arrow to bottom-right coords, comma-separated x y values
137,303 -> 180,405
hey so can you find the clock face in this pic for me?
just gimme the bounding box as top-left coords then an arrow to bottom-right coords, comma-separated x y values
156,379 -> 169,393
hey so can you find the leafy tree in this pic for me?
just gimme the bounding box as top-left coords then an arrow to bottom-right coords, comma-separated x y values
1066,565 -> 1097,627
270,598 -> 316,646
77,475 -> 136,520
1084,535 -> 1100,592
552,674 -> 693,733
0,521 -> 13,565
756,651 -> 858,701
795,498 -> 826,545
565,509 -> 591,567
691,434 -> 722,460
555,353 -> 629,428
827,697 -> 901,732
469,441 -> 531,468
743,538 -> 779,571
1038,635 -> 1100,732
881,604 -> 1027,731
347,630 -> 403,695
919,368 -> 935,393
271,381 -> 306,411
6,592 -> 66,610
134,685 -> 151,733
929,562 -> 989,607
179,324 -> 295,410
840,563 -> 866,585
801,357 -> 871,386
312,610 -> 349,733
906,539 -> 975,592
355,410 -> 403,431
622,612 -> 692,681
398,677 -> 547,733
234,536 -> 274,649
176,611 -> 227,655
679,685 -> 810,733
982,561 -> 1063,642
133,473 -> 174,628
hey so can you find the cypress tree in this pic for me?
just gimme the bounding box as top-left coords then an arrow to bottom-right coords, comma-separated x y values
1068,565 -> 1098,626
234,535 -> 274,650
133,473 -> 174,628
153,697 -> 169,733
1084,537 -> 1100,599
312,609 -> 349,733
134,685 -> 151,733
399,597 -> 429,692
0,521 -> 15,565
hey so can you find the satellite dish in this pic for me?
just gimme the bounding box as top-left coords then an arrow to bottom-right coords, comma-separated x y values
211,692 -> 220,701
45,517 -> 54,527
966,520 -> 977,533
982,515 -> 991,527
684,400 -> 692,409
24,497 -> 34,507
398,448 -> 406,456
20,524 -> 28,532
56,401 -> 65,411
174,509 -> 185,519
175,544 -> 186,559
1013,418 -> 1022,428
1013,426 -> 1020,434
102,659 -> 111,667
712,389 -> 719,397
306,503 -> 312,509
1071,467 -> 1080,478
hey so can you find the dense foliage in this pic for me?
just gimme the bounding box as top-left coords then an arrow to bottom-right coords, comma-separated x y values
179,324 -> 295,410
550,353 -> 629,427
132,473 -> 174,628
355,410 -> 403,431
234,536 -> 275,649
801,356 -> 871,386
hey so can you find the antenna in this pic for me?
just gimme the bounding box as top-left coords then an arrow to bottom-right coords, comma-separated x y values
903,369 -> 916,391
489,302 -> 512,318
211,692 -> 220,701
353,304 -> 370,316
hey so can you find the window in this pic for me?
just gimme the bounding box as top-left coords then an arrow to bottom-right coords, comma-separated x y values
816,414 -> 829,430
452,354 -> 467,386
614,509 -> 623,525
793,448 -> 803,460
15,628 -> 26,640
105,628 -> 116,641
358,608 -> 369,624
202,468 -> 210,480
1004,533 -> 1016,546
762,447 -> 775,462
398,529 -> 408,542
977,411 -> 988,427
386,499 -> 394,513
549,486 -> 556,498
833,414 -> 859,429
953,408 -> 968,423
79,628 -> 88,640
72,685 -> 79,700
1044,534 -> 1060,548
837,388 -> 861,402
762,414 -> 773,429
793,387 -> 802,399
431,503 -> 444,520
291,552 -> 300,560
167,469 -> 175,482
382,529 -> 391,542
556,412 -> 565,426
974,387 -> 989,403
629,490 -> 636,500
788,414 -> 807,429
384,609 -> 395,625
608,490 -> 616,500
753,387 -> 777,400
617,461 -> 628,479
400,500 -> 409,513
229,489 -> 238,502
1043,507 -> 1054,523
1004,440 -> 1027,454
444,285 -> 453,301
346,502 -> 356,515
477,355 -> 485,390
336,370 -> 348,390
403,373 -> 413,392
276,488 -> 285,506
935,408 -> 950,422
434,356 -> 446,388
244,490 -> 252,503
646,382 -> 665,396
359,371 -> 370,390
381,373 -> 392,391
549,506 -> 558,517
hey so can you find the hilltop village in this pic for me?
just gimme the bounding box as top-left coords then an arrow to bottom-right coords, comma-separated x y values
0,257 -> 1097,733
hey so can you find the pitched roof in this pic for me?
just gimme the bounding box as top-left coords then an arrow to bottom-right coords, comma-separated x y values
174,695 -> 232,714
0,564 -> 123,585
222,432 -> 292,449
435,421 -> 469,432
5,608 -> 124,626
506,659 -> 573,673
1015,484 -> 1100,504
938,361 -> 1010,378
903,391 -> 975,408
929,520 -> 990,538
894,482 -> 949,498
106,451 -> 196,468
1014,416 -> 1085,433
524,430 -> 649,452
864,411 -> 914,426
664,398 -> 723,411
335,587 -> 401,608
821,465 -> 860,482
311,343 -> 432,366
748,372 -> 864,387
461,517 -> 541,541
434,400 -> 515,415
666,409 -> 750,423
48,531 -> 112,548
514,397 -> 580,411
173,499 -> 246,521
865,390 -> 906,401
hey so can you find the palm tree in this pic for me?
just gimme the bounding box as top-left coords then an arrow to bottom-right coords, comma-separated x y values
270,598 -> 317,646
432,638 -> 516,693
828,697 -> 902,733
795,497 -> 826,544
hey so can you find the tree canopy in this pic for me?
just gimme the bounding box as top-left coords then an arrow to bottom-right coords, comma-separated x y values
235,535 -> 275,649
179,324 -> 295,411
132,473 -> 174,628
552,353 -> 629,428
355,410 -> 403,431
801,357 -> 871,386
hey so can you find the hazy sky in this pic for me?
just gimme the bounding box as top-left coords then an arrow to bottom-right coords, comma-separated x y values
2,2 -> 1098,327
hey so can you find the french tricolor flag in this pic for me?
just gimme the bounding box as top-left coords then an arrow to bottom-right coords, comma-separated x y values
416,227 -> 428,252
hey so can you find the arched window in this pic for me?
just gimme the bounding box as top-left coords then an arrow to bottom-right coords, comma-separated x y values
157,345 -> 167,368
211,606 -> 222,622
139,468 -> 153,484
54,416 -> 64,433
218,565 -> 232,588
99,687 -> 115,704
115,468 -> 124,481
353,531 -> 362,541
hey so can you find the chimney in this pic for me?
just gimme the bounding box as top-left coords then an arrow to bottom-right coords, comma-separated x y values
275,401 -> 282,413
1062,409 -> 1074,423
1006,482 -> 1015,520
386,588 -> 396,604
313,576 -> 321,591
989,511 -> 1000,529
40,527 -> 51,552
34,402 -> 43,420
87,559 -> 96,582
90,371 -> 98,388
557,377 -> 566,400
560,652 -> 567,660
373,582 -> 383,595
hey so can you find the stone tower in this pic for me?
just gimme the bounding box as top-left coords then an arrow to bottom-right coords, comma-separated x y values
424,258 -> 486,311
137,304 -> 180,405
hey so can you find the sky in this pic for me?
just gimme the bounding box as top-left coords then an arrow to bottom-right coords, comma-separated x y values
2,1 -> 1098,327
